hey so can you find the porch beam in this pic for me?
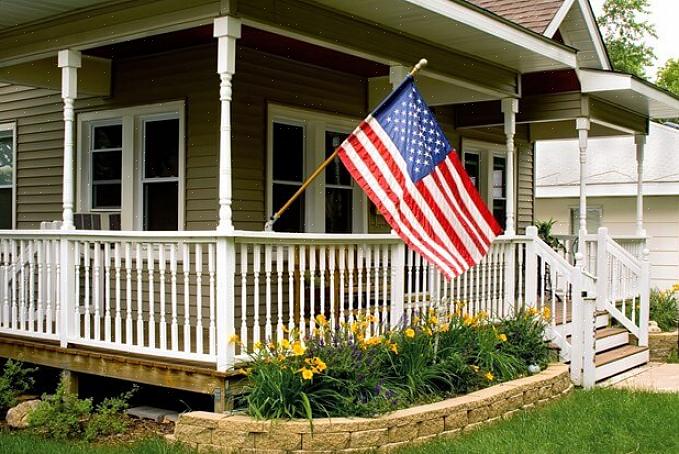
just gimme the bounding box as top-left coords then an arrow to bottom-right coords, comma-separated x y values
58,50 -> 81,231
576,117 -> 590,248
635,134 -> 647,237
0,55 -> 111,97
501,98 -> 519,236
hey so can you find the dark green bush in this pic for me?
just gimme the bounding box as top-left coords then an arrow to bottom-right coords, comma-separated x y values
0,360 -> 37,409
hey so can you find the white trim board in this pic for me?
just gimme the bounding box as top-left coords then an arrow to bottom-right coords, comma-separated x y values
0,122 -> 16,229
536,181 -> 679,198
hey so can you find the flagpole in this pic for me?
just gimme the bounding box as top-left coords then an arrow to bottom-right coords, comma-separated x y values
264,58 -> 428,231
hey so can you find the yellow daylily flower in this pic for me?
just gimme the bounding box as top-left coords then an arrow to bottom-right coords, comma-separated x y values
315,314 -> 328,327
405,328 -> 415,338
542,307 -> 551,320
485,371 -> 494,382
300,368 -> 314,380
497,333 -> 508,343
389,343 -> 399,354
229,334 -> 241,345
280,338 -> 291,349
291,341 -> 306,356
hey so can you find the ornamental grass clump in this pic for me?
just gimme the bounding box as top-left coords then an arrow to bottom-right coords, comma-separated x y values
240,303 -> 554,421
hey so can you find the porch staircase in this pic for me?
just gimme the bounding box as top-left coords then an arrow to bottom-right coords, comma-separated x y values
532,226 -> 651,387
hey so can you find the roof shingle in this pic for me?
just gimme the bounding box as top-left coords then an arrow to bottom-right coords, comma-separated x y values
465,0 -> 566,34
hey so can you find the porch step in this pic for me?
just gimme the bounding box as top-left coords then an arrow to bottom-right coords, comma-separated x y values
567,327 -> 629,354
595,345 -> 649,382
556,312 -> 610,337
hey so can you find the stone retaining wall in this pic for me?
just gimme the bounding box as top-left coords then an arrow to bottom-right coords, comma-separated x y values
649,331 -> 678,362
174,364 -> 571,453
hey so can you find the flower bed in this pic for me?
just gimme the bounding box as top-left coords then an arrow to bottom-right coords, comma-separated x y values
237,307 -> 555,421
174,363 -> 571,453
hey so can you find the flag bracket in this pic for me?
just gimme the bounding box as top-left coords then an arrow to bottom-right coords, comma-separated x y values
264,58 -> 428,232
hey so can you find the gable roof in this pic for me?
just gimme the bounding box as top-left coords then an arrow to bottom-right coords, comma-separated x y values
466,0 -> 566,34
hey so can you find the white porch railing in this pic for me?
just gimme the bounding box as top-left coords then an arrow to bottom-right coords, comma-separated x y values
0,226 -> 650,383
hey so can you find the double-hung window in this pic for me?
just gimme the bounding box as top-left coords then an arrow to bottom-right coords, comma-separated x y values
77,102 -> 184,231
267,105 -> 366,233
0,123 -> 15,229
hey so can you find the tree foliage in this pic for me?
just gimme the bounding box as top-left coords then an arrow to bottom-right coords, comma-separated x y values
598,0 -> 656,78
657,59 -> 679,96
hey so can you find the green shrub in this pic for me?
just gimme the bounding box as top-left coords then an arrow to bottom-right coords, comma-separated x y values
28,378 -> 93,440
650,286 -> 679,332
84,386 -> 138,441
28,377 -> 137,441
0,360 -> 37,409
240,305 -> 554,421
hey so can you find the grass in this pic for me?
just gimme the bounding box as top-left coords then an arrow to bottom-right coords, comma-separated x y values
399,388 -> 679,454
0,433 -> 194,454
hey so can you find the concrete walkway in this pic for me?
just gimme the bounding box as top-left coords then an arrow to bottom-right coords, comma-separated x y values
603,363 -> 679,392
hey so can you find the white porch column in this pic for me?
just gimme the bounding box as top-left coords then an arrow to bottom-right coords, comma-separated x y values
635,134 -> 647,237
576,118 -> 590,250
501,98 -> 518,236
214,16 -> 241,233
58,50 -> 81,231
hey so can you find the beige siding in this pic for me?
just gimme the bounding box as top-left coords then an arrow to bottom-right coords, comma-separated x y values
0,83 -> 64,228
517,143 -> 534,233
535,196 -> 679,290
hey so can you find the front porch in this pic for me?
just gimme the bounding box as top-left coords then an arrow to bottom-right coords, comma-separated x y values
2,0 -> 676,402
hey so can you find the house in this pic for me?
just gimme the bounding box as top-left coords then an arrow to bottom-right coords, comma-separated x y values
0,0 -> 677,407
536,122 -> 679,290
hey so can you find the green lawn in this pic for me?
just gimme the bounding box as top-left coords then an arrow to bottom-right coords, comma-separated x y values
0,434 -> 192,454
2,389 -> 679,453
399,388 -> 679,454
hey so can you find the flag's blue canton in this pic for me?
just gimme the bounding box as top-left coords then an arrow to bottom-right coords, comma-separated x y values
373,78 -> 452,182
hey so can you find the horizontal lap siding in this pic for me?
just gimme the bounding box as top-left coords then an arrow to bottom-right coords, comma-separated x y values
0,83 -> 65,229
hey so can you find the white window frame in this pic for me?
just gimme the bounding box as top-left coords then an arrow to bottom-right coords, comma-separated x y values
569,206 -> 603,235
88,119 -> 123,212
266,104 -> 367,233
0,122 -> 16,229
77,101 -> 185,231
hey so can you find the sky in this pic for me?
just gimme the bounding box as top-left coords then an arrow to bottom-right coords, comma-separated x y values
589,0 -> 679,79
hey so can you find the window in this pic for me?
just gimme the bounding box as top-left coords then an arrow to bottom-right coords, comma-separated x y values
90,122 -> 122,209
463,151 -> 480,189
461,140 -> 511,231
77,102 -> 184,231
492,156 -> 506,230
267,105 -> 366,233
0,124 -> 15,229
570,207 -> 602,234
141,116 -> 180,231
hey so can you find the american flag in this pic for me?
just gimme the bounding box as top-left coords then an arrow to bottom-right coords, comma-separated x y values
337,76 -> 502,279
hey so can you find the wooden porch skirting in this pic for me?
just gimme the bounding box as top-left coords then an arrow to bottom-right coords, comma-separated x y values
173,364 -> 571,453
0,334 -> 243,396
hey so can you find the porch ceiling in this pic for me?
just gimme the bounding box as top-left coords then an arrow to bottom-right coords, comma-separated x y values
312,0 -> 577,73
0,0 -> 114,31
578,69 -> 679,120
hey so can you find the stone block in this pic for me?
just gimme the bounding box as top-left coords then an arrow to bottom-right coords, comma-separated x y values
253,431 -> 302,451
467,406 -> 489,425
174,423 -> 213,444
302,432 -> 351,451
417,418 -> 444,437
444,410 -> 468,431
212,429 -> 255,450
126,406 -> 177,422
350,428 -> 388,448
179,411 -> 227,428
523,388 -> 540,405
218,415 -> 272,433
388,422 -> 419,443
6,400 -> 40,429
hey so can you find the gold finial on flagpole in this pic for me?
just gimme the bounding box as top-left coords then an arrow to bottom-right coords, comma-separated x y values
409,58 -> 428,76
264,58 -> 428,232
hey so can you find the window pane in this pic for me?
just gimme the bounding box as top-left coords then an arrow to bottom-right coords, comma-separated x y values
493,200 -> 506,231
92,183 -> 121,209
93,124 -> 122,149
325,188 -> 352,234
92,150 -> 122,181
0,188 -> 11,229
0,134 -> 12,187
463,153 -> 480,188
272,183 -> 304,233
325,131 -> 351,186
492,156 -> 506,199
570,208 -> 602,235
144,182 -> 178,230
144,118 -> 179,179
273,123 -> 304,182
